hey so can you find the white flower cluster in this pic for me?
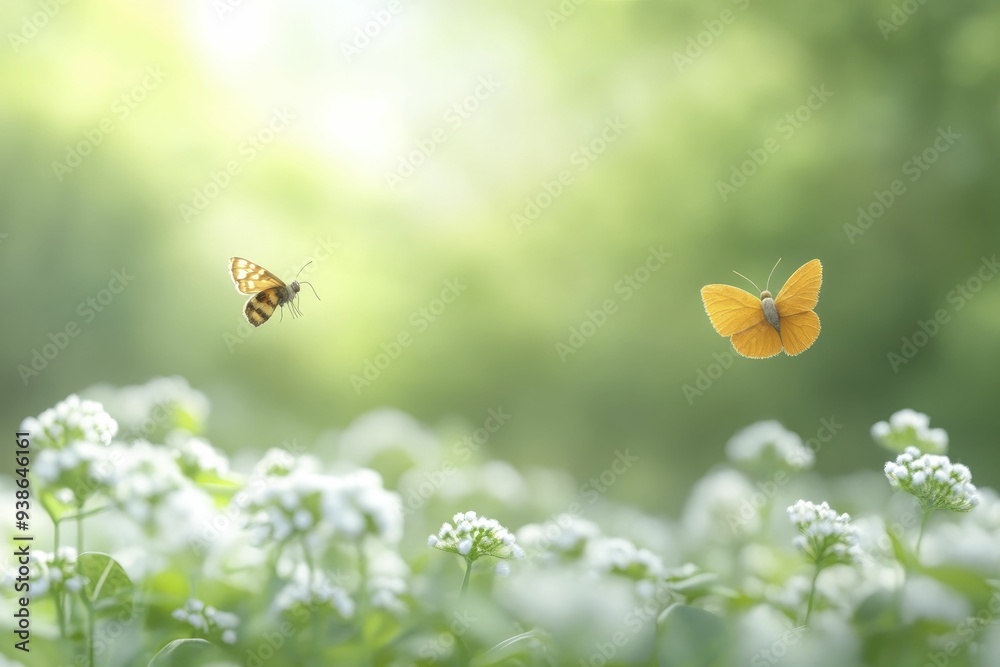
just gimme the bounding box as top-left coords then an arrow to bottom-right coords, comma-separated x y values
33,440 -> 114,506
516,513 -> 600,558
171,598 -> 239,645
787,500 -> 862,566
104,441 -> 188,522
321,469 -> 403,544
273,566 -> 354,619
428,510 -> 525,564
245,464 -> 402,547
20,394 -> 117,449
585,536 -> 666,583
168,433 -> 229,479
725,420 -> 814,470
884,447 -> 979,512
871,409 -> 948,454
87,376 -> 210,441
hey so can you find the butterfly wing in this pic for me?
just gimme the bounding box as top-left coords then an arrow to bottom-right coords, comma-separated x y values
774,259 -> 822,317
244,286 -> 288,327
730,320 -> 783,358
779,310 -> 821,356
230,257 -> 287,295
701,284 -> 766,336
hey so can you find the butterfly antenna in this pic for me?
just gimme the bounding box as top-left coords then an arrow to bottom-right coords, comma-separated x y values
732,270 -> 761,293
765,258 -> 782,292
299,281 -> 321,301
294,260 -> 321,301
294,260 -> 315,280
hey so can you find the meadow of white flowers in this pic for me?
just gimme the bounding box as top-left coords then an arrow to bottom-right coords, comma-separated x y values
2,378 -> 998,667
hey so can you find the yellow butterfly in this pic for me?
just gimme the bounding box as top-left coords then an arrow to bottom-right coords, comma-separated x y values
701,259 -> 822,358
228,257 -> 320,327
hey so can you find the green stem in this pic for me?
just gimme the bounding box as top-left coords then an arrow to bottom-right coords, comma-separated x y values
85,600 -> 95,667
803,566 -> 822,626
76,504 -> 85,555
915,509 -> 933,559
54,520 -> 66,638
461,558 -> 473,596
356,539 -> 372,667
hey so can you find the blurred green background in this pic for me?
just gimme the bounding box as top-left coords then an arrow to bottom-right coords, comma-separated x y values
2,0 -> 999,511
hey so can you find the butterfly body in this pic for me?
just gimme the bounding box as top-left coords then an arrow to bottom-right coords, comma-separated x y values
229,257 -> 317,327
701,259 -> 822,359
759,291 -> 780,331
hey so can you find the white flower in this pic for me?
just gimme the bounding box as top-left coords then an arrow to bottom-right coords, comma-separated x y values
726,420 -> 814,470
336,408 -> 443,469
273,565 -> 355,619
884,447 -> 979,512
32,440 -> 114,505
787,500 -> 862,566
517,514 -> 600,558
101,440 -> 190,523
20,395 -> 117,449
585,536 -> 666,582
86,376 -> 210,441
168,433 -> 229,478
320,469 -> 403,543
871,409 -> 948,454
365,548 -> 409,614
172,598 -> 239,641
244,468 -> 325,546
428,510 -> 524,564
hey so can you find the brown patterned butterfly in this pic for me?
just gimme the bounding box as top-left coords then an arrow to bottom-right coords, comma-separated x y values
229,257 -> 320,327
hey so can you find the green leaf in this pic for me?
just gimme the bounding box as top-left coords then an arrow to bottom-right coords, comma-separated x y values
886,524 -> 920,570
147,638 -> 216,667
919,565 -> 994,602
658,604 -> 732,667
77,551 -> 134,614
39,489 -> 77,523
474,629 -> 549,666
